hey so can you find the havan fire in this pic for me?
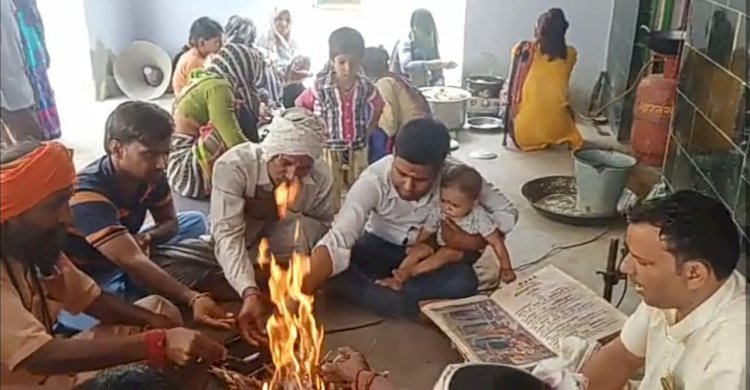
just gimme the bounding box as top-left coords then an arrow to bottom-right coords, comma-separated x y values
261,180 -> 324,389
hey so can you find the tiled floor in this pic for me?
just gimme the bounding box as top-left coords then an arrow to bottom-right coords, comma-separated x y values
58,98 -> 641,389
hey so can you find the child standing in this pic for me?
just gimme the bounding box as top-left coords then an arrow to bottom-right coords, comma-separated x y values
379,164 -> 516,291
295,27 -> 384,210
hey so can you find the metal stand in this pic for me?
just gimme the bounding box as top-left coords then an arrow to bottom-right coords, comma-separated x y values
597,238 -> 627,303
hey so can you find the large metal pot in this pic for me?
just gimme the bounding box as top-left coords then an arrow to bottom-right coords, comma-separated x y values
437,363 -> 550,389
465,75 -> 505,98
420,86 -> 472,130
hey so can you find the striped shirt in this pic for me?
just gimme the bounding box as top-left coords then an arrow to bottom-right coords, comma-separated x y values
64,156 -> 172,275
295,72 -> 384,151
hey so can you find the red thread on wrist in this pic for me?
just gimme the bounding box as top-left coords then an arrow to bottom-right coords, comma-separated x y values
144,330 -> 167,369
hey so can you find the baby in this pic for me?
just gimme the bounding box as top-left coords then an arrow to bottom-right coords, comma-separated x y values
379,164 -> 516,291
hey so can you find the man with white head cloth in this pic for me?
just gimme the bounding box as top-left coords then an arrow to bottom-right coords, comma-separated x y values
210,107 -> 334,346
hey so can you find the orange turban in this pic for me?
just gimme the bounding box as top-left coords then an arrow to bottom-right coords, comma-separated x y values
0,142 -> 76,223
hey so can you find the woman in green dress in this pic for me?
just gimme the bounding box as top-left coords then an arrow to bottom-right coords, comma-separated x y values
167,43 -> 263,199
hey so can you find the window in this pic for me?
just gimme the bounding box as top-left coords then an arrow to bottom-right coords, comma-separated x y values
315,0 -> 361,10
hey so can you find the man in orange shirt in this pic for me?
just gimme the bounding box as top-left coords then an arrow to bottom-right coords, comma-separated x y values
0,141 -> 227,389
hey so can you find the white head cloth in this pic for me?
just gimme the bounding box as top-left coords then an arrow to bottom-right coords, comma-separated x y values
260,107 -> 326,159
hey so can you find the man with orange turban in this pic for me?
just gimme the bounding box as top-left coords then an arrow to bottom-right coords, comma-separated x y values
0,141 -> 226,389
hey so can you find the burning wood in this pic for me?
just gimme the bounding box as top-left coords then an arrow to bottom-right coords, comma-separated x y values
209,365 -> 271,390
262,180 -> 324,389
211,180 -> 344,389
258,235 -> 324,389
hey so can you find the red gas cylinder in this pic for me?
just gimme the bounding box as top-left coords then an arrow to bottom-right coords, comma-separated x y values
630,74 -> 677,166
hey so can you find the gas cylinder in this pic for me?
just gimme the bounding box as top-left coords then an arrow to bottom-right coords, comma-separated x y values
630,74 -> 677,166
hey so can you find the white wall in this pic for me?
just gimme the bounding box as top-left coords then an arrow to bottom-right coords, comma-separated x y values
462,0 -> 615,108
290,0 -> 467,85
85,0 -> 466,87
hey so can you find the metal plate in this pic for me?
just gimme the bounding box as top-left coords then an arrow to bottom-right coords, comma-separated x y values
521,176 -> 623,226
469,150 -> 498,160
466,116 -> 504,132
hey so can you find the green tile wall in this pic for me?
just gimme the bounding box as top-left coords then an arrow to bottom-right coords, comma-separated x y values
663,0 -> 748,264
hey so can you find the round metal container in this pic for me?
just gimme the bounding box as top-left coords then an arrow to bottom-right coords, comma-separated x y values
420,86 -> 472,130
466,116 -> 504,132
439,363 -> 549,389
465,75 -> 505,98
521,176 -> 624,226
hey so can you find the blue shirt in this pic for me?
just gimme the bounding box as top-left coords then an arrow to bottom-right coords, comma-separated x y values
64,156 -> 171,275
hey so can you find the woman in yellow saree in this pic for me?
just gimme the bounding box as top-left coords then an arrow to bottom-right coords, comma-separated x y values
504,8 -> 583,151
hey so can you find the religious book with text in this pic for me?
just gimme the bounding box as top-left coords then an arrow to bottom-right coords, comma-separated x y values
421,265 -> 628,368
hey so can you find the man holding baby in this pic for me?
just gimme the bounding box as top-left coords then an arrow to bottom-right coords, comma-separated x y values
299,117 -> 519,317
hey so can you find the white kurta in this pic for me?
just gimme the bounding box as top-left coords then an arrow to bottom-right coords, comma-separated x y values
620,271 -> 747,390
210,143 -> 334,296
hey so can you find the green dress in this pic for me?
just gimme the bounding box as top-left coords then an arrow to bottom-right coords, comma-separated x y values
167,73 -> 249,199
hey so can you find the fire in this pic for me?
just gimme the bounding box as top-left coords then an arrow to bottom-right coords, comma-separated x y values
259,180 -> 324,389
274,179 -> 302,220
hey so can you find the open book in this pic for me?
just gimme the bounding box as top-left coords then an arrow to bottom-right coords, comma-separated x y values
421,265 -> 628,368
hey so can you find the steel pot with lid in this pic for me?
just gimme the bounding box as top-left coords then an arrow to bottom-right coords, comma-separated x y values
420,86 -> 472,130
465,75 -> 505,98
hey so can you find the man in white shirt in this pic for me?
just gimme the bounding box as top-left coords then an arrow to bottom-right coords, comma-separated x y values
300,118 -> 519,317
582,190 -> 747,390
210,108 -> 334,345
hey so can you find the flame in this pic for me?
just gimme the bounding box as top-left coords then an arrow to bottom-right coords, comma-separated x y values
259,222 -> 324,389
258,239 -> 271,269
274,179 -> 302,220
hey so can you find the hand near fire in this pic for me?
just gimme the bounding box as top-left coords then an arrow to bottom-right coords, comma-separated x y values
237,288 -> 270,346
191,295 -> 236,330
165,327 -> 228,366
321,347 -> 370,385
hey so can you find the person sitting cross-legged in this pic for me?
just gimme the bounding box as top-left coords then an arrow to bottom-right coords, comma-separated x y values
61,101 -> 235,333
0,141 -> 227,390
377,164 -> 517,293
210,107 -> 334,346
301,118 -> 519,318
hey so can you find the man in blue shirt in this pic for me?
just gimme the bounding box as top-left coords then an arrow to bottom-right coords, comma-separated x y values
61,101 -> 234,332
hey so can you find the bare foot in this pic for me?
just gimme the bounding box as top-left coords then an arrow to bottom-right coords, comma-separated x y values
500,269 -> 517,284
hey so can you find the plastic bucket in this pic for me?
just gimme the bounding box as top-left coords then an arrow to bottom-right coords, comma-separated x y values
573,148 -> 637,216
